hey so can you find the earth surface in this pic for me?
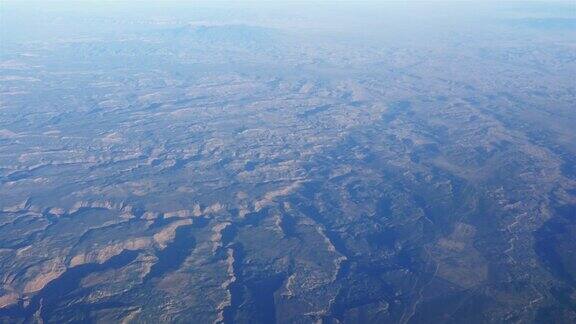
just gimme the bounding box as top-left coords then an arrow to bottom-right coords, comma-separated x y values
0,1 -> 575,323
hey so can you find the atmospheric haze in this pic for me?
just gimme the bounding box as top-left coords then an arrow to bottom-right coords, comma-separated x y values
0,1 -> 575,323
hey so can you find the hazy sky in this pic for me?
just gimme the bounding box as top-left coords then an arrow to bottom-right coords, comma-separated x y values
1,1 -> 574,51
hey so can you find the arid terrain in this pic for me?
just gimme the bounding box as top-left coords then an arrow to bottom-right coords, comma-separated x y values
1,1 -> 575,323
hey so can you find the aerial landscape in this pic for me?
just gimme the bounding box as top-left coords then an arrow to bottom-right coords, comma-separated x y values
0,1 -> 575,323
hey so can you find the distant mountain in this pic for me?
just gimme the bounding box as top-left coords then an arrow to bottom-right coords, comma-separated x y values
154,24 -> 279,45
508,17 -> 576,30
